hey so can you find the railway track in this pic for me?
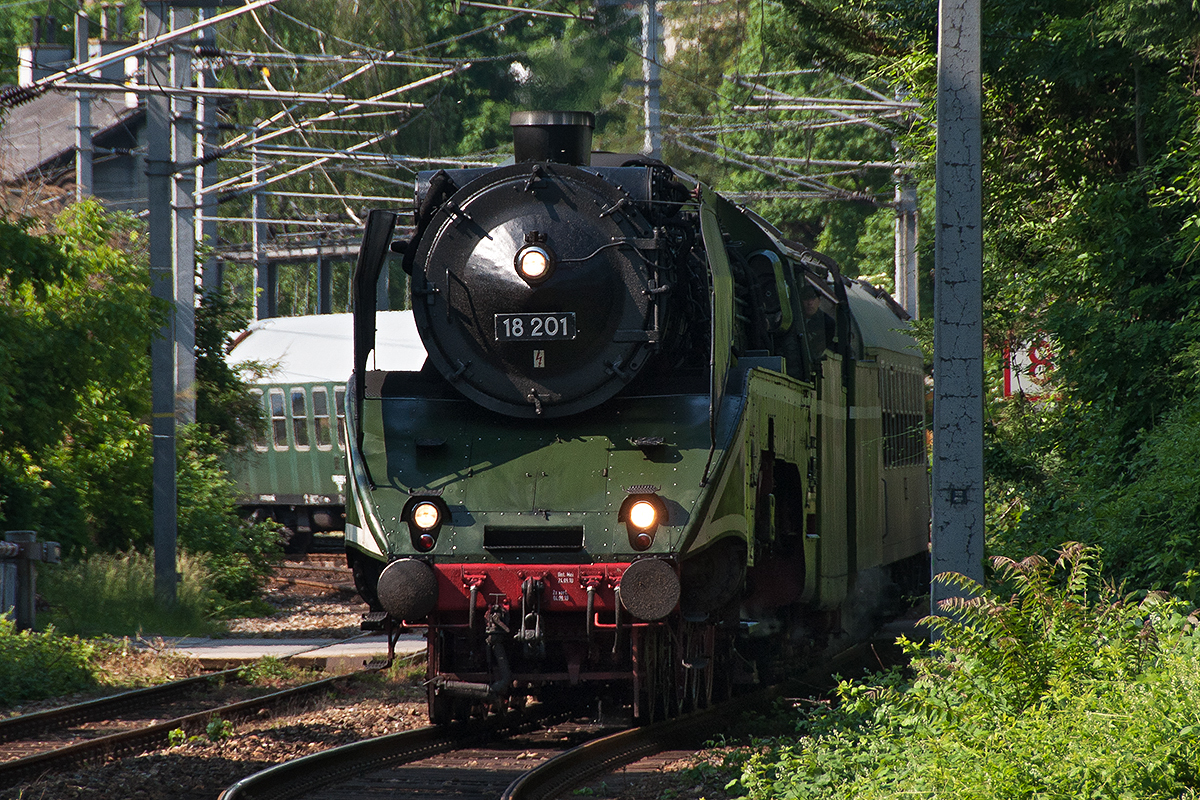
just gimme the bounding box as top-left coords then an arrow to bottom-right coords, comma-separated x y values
0,665 -> 365,790
218,700 -> 612,800
273,554 -> 356,594
219,628 -> 913,800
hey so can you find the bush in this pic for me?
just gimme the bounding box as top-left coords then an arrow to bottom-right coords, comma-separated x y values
0,618 -> 98,707
729,544 -> 1200,800
1,202 -> 281,613
177,425 -> 283,605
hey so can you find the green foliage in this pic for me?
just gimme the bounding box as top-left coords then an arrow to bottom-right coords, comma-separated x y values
777,0 -> 1200,592
168,716 -> 234,745
0,217 -> 80,298
924,543 -> 1156,714
38,551 -> 222,637
237,655 -> 312,686
205,715 -> 233,742
0,618 -> 98,708
972,0 -> 1200,592
728,544 -> 1200,800
659,0 -> 927,276
176,425 -> 282,606
195,290 -> 265,451
0,202 -> 160,460
0,201 -> 280,617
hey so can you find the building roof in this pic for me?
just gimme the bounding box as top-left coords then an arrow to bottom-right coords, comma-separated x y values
0,90 -> 142,183
226,311 -> 428,385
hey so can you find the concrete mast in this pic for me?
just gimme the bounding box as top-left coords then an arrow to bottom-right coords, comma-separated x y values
146,0 -> 178,606
932,0 -> 985,607
641,0 -> 661,160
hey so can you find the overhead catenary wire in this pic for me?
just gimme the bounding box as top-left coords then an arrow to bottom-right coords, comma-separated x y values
197,215 -> 372,227
214,127 -> 403,201
0,0 -> 285,107
258,67 -> 363,225
86,0 -> 910,282
257,190 -> 416,203
50,81 -> 423,107
206,49 -> 462,68
455,0 -> 594,20
199,64 -> 469,170
665,133 -> 879,204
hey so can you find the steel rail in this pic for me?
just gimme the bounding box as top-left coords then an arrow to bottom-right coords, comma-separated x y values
502,634 -> 917,800
0,671 -> 363,790
217,703 -> 582,800
0,668 -> 240,744
501,697 -> 760,800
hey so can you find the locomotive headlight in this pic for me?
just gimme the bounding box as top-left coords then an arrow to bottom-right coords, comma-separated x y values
628,500 -> 658,530
404,496 -> 448,552
619,492 -> 667,551
515,245 -> 554,284
411,502 -> 441,531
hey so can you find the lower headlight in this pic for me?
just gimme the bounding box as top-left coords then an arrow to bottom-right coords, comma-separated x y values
620,493 -> 667,551
404,496 -> 447,552
411,501 -> 441,530
628,500 -> 658,530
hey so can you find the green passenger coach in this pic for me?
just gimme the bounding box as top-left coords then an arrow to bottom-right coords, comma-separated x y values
224,311 -> 425,552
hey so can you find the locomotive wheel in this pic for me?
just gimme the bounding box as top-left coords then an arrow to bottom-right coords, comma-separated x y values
680,621 -> 716,712
633,625 -> 678,724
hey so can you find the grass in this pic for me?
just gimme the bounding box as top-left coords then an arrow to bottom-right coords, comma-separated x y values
38,550 -> 225,638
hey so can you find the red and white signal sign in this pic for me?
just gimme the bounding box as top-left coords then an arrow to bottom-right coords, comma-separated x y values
1004,337 -> 1056,399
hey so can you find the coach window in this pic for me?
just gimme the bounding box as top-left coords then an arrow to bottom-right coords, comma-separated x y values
291,388 -> 311,450
313,387 -> 333,450
269,388 -> 288,450
250,389 -> 267,452
334,387 -> 346,450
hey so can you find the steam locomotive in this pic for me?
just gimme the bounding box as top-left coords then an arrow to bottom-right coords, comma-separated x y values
346,111 -> 929,722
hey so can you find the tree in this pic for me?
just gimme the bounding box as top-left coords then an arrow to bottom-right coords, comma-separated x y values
660,0 -> 920,276
769,0 -> 1200,590
0,200 -> 278,600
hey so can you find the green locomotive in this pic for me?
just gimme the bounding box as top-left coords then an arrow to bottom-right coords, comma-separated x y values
346,111 -> 929,722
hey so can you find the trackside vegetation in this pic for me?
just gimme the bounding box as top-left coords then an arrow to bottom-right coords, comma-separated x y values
0,619 -> 99,708
717,544 -> 1200,800
0,201 -> 278,630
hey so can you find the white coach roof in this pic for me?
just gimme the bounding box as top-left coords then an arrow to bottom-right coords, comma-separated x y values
226,311 -> 428,385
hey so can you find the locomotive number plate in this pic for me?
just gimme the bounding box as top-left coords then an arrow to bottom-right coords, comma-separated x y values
495,312 -> 577,342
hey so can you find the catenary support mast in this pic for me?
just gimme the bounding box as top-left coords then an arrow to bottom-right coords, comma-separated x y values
932,0 -> 985,607
146,0 -> 178,606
